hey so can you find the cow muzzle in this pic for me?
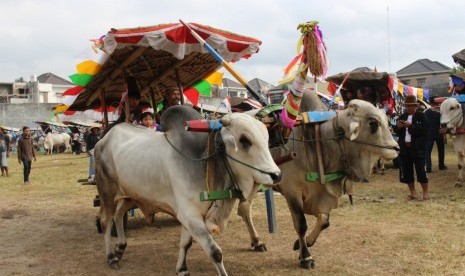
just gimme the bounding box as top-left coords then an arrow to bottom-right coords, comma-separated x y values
268,171 -> 282,183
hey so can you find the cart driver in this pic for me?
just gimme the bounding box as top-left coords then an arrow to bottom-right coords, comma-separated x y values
156,87 -> 182,123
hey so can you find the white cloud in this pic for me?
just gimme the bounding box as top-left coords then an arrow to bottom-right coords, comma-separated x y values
0,0 -> 463,85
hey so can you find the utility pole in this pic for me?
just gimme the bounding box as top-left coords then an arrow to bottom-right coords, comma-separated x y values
386,3 -> 392,72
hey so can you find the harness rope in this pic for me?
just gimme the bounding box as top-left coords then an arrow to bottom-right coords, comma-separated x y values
164,130 -> 271,201
442,104 -> 464,130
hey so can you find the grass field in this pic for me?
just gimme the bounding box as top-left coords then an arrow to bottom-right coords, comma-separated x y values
0,143 -> 465,275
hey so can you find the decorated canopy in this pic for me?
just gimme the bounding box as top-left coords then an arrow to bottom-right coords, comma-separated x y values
67,22 -> 261,111
452,49 -> 465,67
326,67 -> 391,94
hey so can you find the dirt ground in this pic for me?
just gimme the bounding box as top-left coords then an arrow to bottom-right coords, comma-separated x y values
1,144 -> 465,275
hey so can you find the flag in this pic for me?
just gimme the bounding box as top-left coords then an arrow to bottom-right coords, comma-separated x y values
184,71 -> 223,97
327,82 -> 338,95
183,71 -> 223,107
279,53 -> 303,84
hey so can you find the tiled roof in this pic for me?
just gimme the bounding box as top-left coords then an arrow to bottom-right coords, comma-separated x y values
396,59 -> 450,76
247,78 -> 273,93
222,77 -> 243,88
37,73 -> 73,85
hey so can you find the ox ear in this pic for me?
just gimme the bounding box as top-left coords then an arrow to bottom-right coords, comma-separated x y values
349,121 -> 360,141
222,129 -> 238,152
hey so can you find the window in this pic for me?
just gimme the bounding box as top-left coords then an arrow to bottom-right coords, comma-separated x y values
417,78 -> 425,88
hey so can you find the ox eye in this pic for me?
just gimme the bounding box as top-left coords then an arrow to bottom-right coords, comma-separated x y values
369,120 -> 379,134
239,135 -> 252,149
450,107 -> 455,111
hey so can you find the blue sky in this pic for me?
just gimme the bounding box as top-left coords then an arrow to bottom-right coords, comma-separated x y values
0,0 -> 463,85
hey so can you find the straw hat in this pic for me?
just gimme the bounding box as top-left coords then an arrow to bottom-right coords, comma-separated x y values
89,123 -> 101,130
403,95 -> 418,106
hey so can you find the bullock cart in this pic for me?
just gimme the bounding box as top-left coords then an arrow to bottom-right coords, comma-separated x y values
64,22 -> 266,235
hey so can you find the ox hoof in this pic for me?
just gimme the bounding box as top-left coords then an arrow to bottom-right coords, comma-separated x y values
108,254 -> 120,270
252,243 -> 267,252
300,258 -> 315,269
176,271 -> 190,276
455,183 -> 463,188
109,261 -> 120,270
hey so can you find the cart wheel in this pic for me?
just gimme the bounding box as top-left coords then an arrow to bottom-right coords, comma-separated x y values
111,212 -> 128,237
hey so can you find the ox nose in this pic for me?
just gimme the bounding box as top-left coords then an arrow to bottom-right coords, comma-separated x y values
269,172 -> 282,183
394,146 -> 400,152
440,123 -> 447,128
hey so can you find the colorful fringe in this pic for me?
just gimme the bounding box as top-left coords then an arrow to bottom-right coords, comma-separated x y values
279,21 -> 328,129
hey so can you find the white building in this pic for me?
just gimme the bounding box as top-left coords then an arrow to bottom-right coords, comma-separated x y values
0,73 -> 74,104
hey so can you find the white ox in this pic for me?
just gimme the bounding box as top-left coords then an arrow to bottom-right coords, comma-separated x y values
440,97 -> 465,185
94,106 -> 281,275
241,95 -> 399,269
43,132 -> 71,154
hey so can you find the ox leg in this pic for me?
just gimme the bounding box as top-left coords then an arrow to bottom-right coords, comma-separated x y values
237,200 -> 266,252
176,226 -> 193,276
100,209 -> 119,269
177,214 -> 227,276
456,153 -> 464,187
287,198 -> 314,269
304,213 -> 330,247
113,199 -> 133,261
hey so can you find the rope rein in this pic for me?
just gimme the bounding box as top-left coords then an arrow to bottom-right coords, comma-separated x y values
164,133 -> 216,161
287,115 -> 398,151
164,129 -> 273,201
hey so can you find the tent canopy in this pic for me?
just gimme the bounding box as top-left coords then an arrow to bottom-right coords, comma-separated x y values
326,67 -> 392,104
326,67 -> 391,92
452,49 -> 465,67
68,22 -> 261,111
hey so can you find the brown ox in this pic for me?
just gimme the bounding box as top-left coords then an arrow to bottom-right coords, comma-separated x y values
241,93 -> 398,269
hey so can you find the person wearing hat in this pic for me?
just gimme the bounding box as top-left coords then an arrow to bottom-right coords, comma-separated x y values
84,124 -> 101,183
394,95 -> 429,201
425,96 -> 447,172
451,72 -> 465,95
156,87 -> 181,124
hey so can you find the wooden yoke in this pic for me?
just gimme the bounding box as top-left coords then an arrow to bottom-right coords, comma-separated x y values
207,133 -> 216,193
302,111 -> 337,185
314,123 -> 325,184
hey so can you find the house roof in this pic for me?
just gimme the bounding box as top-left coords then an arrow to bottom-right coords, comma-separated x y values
247,78 -> 273,93
396,59 -> 450,76
222,77 -> 244,88
37,73 -> 73,86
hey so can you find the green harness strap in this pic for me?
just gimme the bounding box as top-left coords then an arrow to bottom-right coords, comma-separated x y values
256,104 -> 283,118
305,171 -> 346,182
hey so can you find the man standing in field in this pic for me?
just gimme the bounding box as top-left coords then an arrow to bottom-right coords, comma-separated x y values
17,126 -> 36,185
